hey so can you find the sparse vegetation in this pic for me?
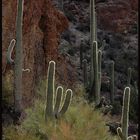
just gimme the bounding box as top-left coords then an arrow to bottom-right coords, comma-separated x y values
3,84 -> 118,140
2,0 -> 138,139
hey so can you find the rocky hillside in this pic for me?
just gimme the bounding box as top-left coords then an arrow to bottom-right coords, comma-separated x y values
56,0 -> 138,92
2,0 -> 138,139
2,0 -> 138,107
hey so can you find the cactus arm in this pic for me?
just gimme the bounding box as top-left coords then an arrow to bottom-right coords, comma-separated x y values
58,89 -> 73,117
101,39 -> 106,51
121,87 -> 130,139
45,61 -> 55,120
117,127 -> 124,139
6,39 -> 16,64
127,136 -> 133,140
110,60 -> 115,104
54,86 -> 63,117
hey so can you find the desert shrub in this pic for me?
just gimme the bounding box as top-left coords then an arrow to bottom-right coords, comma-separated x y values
3,83 -> 118,140
2,71 -> 14,104
3,125 -> 41,140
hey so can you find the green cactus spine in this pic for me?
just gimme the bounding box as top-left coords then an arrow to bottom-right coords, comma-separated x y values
90,0 -> 96,87
110,60 -> 115,104
127,68 -> 132,86
14,0 -> 24,112
45,61 -> 73,121
117,87 -> 130,140
83,59 -> 88,88
98,50 -> 102,95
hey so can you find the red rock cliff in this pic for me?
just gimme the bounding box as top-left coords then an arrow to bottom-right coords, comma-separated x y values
2,0 -> 71,107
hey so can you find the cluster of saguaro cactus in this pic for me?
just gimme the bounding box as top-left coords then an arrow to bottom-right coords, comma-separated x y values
116,87 -> 137,140
110,60 -> 115,104
6,0 -> 24,113
45,61 -> 73,121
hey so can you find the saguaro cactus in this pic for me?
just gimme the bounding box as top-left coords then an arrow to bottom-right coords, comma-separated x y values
110,60 -> 114,104
14,0 -> 24,113
98,50 -> 102,94
117,87 -> 130,140
93,41 -> 99,105
90,0 -> 96,87
83,59 -> 88,88
127,68 -> 132,86
6,0 -> 30,113
45,61 -> 73,121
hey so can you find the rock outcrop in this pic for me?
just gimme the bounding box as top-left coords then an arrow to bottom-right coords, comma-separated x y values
2,0 -> 72,107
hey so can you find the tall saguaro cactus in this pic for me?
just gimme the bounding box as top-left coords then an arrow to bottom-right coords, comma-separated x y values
6,0 -> 30,113
110,60 -> 114,104
117,87 -> 130,140
45,61 -> 73,121
14,0 -> 24,113
93,41 -> 99,105
90,0 -> 96,87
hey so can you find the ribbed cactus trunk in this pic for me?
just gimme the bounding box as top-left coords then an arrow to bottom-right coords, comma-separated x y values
45,61 -> 55,120
121,87 -> 130,140
83,59 -> 88,88
98,50 -> 102,95
90,0 -> 96,88
127,68 -> 132,86
110,60 -> 114,104
93,41 -> 99,105
14,0 -> 24,113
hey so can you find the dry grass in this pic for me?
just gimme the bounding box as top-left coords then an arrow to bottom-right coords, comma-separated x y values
3,84 -> 119,140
